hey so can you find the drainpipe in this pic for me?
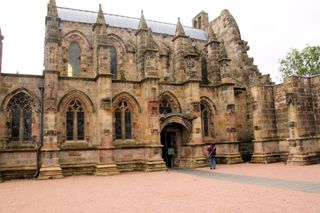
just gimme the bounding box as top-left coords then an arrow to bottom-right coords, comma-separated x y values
34,78 -> 44,178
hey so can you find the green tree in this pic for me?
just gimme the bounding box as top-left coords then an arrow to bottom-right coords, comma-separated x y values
279,45 -> 320,77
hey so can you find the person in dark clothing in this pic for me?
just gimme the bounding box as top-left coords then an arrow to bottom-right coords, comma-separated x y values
207,144 -> 216,170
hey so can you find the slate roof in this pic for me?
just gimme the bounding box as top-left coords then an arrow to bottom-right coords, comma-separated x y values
57,7 -> 208,41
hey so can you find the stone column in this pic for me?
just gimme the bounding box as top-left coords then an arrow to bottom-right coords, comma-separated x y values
250,86 -> 279,163
179,81 -> 208,168
141,78 -> 166,172
94,75 -> 119,175
216,84 -> 243,164
285,77 -> 319,165
38,70 -> 63,179
38,3 -> 63,178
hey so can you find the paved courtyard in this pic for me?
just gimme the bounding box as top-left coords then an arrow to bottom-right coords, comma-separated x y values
0,163 -> 319,213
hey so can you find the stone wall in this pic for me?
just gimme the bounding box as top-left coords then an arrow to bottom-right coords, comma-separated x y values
1,1 -> 319,181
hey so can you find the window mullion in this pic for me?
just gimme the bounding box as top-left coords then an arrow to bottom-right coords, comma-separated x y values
74,111 -> 78,140
19,110 -> 24,143
121,110 -> 125,139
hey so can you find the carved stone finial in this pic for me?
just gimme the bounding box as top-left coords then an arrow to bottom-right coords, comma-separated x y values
48,0 -> 58,18
96,4 -> 106,25
138,10 -> 148,31
175,17 -> 186,37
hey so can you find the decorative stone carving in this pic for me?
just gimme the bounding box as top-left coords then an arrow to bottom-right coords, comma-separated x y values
45,98 -> 57,112
192,102 -> 200,112
101,98 -> 111,110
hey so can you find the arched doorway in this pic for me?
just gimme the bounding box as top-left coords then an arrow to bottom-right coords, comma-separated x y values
161,123 -> 184,168
160,115 -> 193,168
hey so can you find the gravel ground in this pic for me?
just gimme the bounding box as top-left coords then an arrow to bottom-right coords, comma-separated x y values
0,163 -> 319,213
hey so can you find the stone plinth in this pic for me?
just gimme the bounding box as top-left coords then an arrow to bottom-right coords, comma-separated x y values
287,137 -> 320,165
251,139 -> 280,163
95,164 -> 119,176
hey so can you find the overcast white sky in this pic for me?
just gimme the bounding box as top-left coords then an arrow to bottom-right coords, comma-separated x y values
0,0 -> 319,83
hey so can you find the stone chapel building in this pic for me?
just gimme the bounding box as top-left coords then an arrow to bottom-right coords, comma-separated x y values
0,0 -> 319,180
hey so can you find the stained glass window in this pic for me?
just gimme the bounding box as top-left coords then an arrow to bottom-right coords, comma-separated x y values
23,110 -> 32,140
125,111 -> 131,139
201,103 -> 210,137
114,100 -> 132,139
68,42 -> 81,77
201,58 -> 208,84
66,111 -> 73,140
11,109 -> 20,140
7,92 -> 33,142
66,100 -> 85,141
110,47 -> 117,78
77,111 -> 84,140
115,111 -> 121,139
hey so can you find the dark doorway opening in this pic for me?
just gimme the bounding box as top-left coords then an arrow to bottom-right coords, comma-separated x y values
161,123 -> 184,168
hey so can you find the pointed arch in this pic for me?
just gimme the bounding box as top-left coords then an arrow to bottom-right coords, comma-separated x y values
112,92 -> 141,113
106,33 -> 126,54
106,34 -> 127,80
1,88 -> 40,111
58,90 -> 95,113
2,88 -> 40,143
61,30 -> 92,77
63,30 -> 91,48
200,96 -> 217,114
200,96 -> 216,138
112,92 -> 141,140
159,91 -> 181,114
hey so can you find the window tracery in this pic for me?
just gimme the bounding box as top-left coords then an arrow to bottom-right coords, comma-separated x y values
6,92 -> 33,142
159,99 -> 172,114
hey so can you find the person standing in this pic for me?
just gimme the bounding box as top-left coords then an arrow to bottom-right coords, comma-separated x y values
207,144 -> 216,170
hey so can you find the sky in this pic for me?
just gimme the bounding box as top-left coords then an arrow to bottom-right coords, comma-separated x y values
0,0 -> 319,83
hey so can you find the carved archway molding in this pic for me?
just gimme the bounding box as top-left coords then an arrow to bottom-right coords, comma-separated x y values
160,113 -> 195,132
1,88 -> 40,112
160,113 -> 195,143
58,90 -> 96,113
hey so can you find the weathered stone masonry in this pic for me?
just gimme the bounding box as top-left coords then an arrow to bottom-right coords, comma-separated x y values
0,0 -> 319,181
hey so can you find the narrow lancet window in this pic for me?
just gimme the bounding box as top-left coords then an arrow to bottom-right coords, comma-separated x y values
68,42 -> 81,77
110,47 -> 117,78
201,103 -> 210,137
201,58 -> 208,84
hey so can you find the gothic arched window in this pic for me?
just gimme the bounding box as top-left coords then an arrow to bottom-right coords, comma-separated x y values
201,57 -> 208,84
68,42 -> 81,77
115,100 -> 131,139
7,92 -> 33,142
66,100 -> 85,141
110,47 -> 117,78
201,103 -> 210,137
